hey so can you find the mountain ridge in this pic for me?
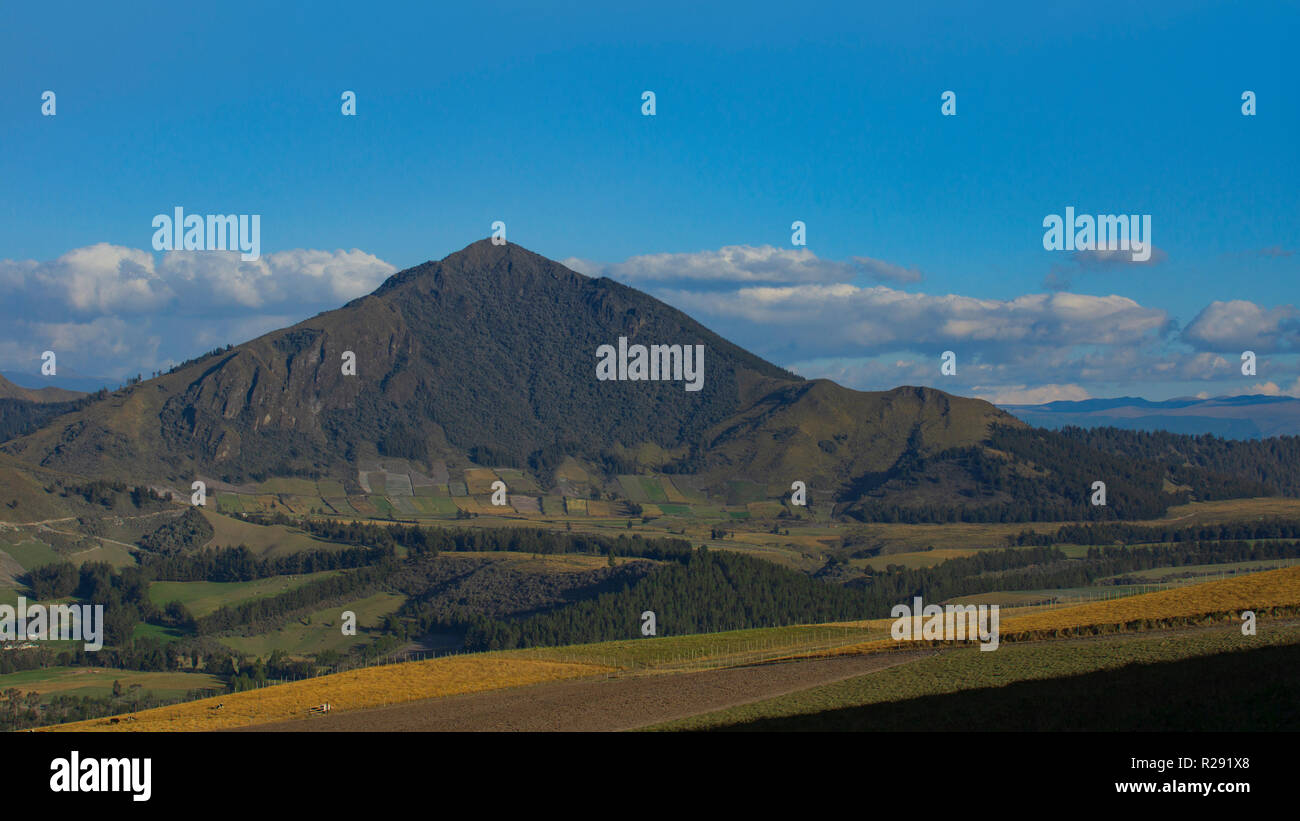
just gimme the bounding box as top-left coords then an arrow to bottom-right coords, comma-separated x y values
4,239 -> 1272,522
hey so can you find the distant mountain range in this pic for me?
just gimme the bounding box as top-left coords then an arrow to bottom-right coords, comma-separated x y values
1,369 -> 113,395
1000,395 -> 1300,439
0,374 -> 83,403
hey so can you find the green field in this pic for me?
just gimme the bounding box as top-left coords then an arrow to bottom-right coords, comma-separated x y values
0,667 -> 225,700
147,571 -> 340,617
1,538 -> 61,570
66,541 -> 136,568
215,493 -> 245,514
257,478 -> 319,495
411,496 -> 458,515
220,592 -> 406,657
323,497 -> 357,515
316,480 -> 347,497
201,510 -> 345,557
725,480 -> 766,505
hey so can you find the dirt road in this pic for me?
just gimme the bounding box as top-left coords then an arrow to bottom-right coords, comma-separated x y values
237,651 -> 930,732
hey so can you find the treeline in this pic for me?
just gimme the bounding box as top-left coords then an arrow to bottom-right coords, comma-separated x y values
874,540 -> 1300,602
1055,426 -> 1300,496
461,548 -> 880,651
143,543 -> 395,582
458,546 -> 1075,651
1080,540 -> 1300,578
1010,518 -> 1300,546
46,478 -> 172,511
279,514 -> 695,562
22,561 -> 155,645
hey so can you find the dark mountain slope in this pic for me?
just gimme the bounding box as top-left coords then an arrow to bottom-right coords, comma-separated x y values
2,240 -> 1283,522
3,241 -> 800,482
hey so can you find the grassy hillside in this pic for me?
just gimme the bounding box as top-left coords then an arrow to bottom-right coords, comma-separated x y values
41,655 -> 610,732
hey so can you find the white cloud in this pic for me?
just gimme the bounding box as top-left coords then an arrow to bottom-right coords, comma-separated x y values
1073,246 -> 1168,266
977,383 -> 1093,405
0,244 -> 396,318
0,244 -> 396,378
1182,300 -> 1300,353
1248,379 -> 1300,397
851,255 -> 923,283
563,245 -> 858,284
662,284 -> 1168,355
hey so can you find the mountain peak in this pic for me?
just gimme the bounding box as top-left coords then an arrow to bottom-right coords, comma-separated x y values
373,239 -> 587,299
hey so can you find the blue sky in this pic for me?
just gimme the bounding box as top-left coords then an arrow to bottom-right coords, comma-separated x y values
1,0 -> 1296,402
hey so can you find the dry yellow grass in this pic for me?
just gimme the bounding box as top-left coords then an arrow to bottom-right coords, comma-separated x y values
41,656 -> 610,732
661,478 -> 691,504
565,497 -> 588,515
998,565 -> 1300,633
805,565 -> 1300,659
586,500 -> 616,517
463,468 -> 500,494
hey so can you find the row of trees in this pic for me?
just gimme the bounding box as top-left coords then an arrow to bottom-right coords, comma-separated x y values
1010,518 -> 1300,546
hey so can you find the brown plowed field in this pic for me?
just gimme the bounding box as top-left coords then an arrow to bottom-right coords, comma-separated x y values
235,651 -> 931,732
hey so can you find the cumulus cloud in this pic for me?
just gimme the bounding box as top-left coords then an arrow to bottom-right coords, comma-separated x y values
1073,246 -> 1168,266
565,245 -> 932,287
0,244 -> 396,379
851,256 -> 923,283
1181,300 -> 1300,353
0,244 -> 395,319
563,245 -> 859,284
1247,379 -> 1300,397
977,383 -> 1093,405
662,284 -> 1169,358
1042,245 -> 1168,290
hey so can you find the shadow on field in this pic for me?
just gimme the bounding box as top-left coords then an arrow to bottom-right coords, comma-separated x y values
713,643 -> 1300,731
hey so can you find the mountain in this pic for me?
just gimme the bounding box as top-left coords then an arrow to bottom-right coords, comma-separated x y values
0,373 -> 83,403
0,240 -> 1283,521
1001,394 -> 1300,439
1,369 -> 114,395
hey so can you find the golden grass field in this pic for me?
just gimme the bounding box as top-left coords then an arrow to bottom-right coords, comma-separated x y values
41,655 -> 612,732
809,564 -> 1300,657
